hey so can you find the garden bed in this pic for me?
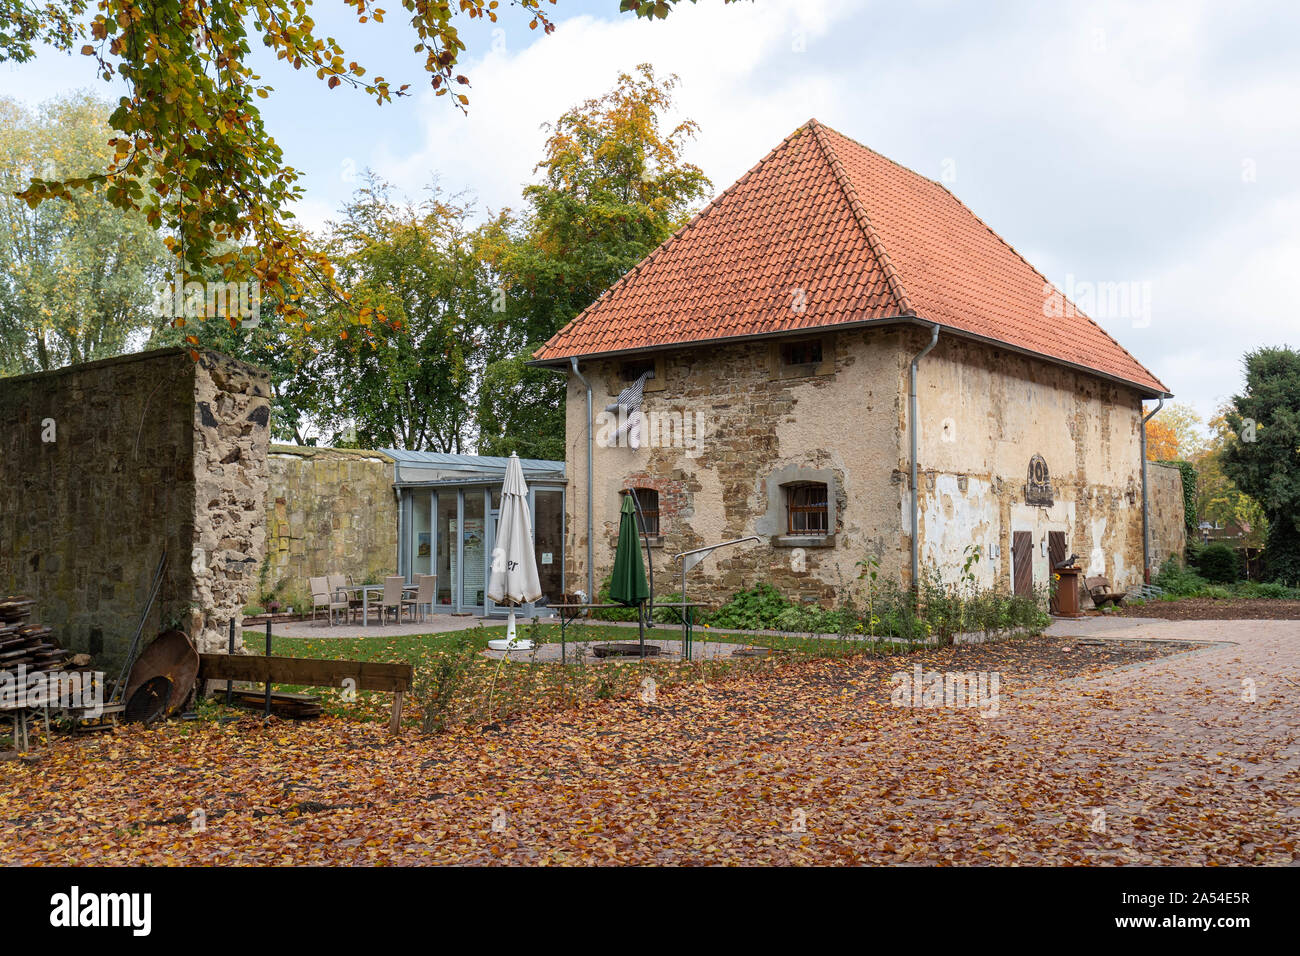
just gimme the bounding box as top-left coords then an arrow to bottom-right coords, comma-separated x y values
1114,598 -> 1300,620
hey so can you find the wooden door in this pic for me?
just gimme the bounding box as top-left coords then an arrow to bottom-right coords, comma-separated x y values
1048,531 -> 1067,570
1013,531 -> 1034,597
1048,531 -> 1068,613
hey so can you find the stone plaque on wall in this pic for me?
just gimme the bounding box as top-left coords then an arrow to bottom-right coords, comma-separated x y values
1024,454 -> 1054,506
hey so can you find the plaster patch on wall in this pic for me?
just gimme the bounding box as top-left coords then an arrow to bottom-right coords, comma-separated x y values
919,474 -> 998,587
1089,515 -> 1109,577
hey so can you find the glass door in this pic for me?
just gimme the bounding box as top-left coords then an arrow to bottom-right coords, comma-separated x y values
435,491 -> 456,610
459,489 -> 486,611
411,490 -> 433,579
534,488 -> 564,606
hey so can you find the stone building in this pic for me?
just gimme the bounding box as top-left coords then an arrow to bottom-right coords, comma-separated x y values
531,119 -> 1179,607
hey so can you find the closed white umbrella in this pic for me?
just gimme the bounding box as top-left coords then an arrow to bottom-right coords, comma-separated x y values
486,452 -> 542,651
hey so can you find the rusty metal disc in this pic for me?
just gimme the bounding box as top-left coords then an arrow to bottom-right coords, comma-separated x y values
125,675 -> 173,723
123,629 -> 199,718
592,642 -> 663,659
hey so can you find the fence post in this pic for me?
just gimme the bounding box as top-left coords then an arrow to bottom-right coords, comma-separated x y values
225,619 -> 234,706
263,620 -> 272,718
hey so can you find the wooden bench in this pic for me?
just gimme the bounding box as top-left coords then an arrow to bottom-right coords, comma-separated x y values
1084,576 -> 1125,608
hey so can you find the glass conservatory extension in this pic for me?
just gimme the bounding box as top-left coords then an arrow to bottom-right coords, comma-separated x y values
384,450 -> 566,617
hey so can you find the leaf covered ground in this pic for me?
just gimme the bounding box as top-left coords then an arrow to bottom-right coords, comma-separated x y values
2,625 -> 1295,866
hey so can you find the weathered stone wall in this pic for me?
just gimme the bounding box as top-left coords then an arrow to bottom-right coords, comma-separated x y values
263,445 -> 397,606
565,326 -> 908,609
0,348 -> 270,667
910,329 -> 1149,594
564,325 -> 1161,609
189,353 -> 272,653
1147,461 -> 1187,573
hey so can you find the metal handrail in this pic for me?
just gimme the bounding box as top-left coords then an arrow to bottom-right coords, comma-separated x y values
672,536 -> 760,659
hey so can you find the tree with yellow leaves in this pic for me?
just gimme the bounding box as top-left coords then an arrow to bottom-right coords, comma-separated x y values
0,92 -> 169,375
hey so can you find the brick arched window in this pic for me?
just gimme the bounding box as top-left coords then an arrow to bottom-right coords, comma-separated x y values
622,487 -> 660,535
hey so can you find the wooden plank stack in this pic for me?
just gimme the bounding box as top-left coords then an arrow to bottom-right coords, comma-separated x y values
0,595 -> 88,688
224,689 -> 324,720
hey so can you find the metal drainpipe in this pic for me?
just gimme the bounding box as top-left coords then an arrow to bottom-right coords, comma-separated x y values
910,324 -> 940,592
393,457 -> 403,579
569,357 -> 595,600
1140,396 -> 1165,582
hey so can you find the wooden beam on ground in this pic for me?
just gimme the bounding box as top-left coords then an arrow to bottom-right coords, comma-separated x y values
197,654 -> 413,734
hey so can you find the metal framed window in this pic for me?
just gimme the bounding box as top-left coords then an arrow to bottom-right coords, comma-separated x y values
623,487 -> 660,535
620,359 -> 656,383
786,482 -> 829,535
780,339 -> 823,367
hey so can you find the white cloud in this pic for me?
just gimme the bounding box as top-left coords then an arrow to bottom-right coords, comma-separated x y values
5,0 -> 1297,419
1139,193 -> 1300,419
374,0 -> 859,215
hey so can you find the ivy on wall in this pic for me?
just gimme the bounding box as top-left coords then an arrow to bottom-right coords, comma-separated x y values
1157,459 -> 1198,536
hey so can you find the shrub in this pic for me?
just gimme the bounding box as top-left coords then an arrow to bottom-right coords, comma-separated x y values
1193,543 -> 1242,584
696,565 -> 1051,644
414,634 -> 480,733
1238,579 -> 1300,600
1155,556 -> 1209,596
703,583 -> 793,630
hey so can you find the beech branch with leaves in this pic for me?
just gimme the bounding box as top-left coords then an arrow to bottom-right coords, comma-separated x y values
1,0 -> 742,328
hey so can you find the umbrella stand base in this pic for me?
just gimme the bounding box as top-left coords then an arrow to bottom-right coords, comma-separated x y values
487,606 -> 534,651
487,639 -> 536,651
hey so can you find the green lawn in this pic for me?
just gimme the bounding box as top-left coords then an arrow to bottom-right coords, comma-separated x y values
244,619 -> 900,670
229,620 -> 903,727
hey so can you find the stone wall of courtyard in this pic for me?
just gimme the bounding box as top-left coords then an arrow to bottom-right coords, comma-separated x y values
0,348 -> 270,667
263,445 -> 398,609
1147,461 -> 1188,574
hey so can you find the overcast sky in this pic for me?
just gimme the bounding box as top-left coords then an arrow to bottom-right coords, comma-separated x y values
3,0 -> 1297,427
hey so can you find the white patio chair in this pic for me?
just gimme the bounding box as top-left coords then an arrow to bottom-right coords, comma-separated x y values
379,575 -> 407,624
327,573 -> 361,623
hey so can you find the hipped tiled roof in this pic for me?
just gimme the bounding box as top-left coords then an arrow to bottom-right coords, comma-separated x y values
533,120 -> 1167,395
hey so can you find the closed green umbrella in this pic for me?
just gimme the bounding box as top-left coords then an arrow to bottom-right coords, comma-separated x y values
609,493 -> 650,605
609,493 -> 650,652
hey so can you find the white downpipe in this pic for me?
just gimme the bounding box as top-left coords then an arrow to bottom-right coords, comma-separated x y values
569,357 -> 595,601
910,324 -> 941,592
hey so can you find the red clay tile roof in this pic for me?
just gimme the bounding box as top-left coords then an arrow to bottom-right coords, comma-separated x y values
533,120 -> 1168,395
